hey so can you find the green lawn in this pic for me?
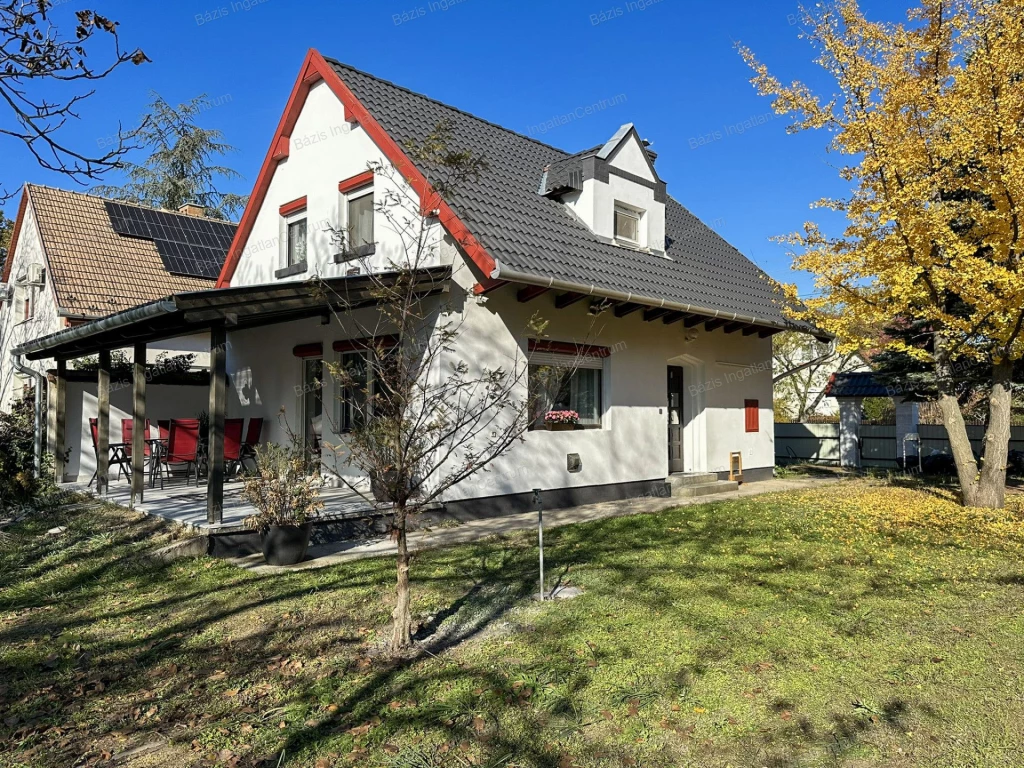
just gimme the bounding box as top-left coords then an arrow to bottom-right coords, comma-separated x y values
2,480 -> 1023,768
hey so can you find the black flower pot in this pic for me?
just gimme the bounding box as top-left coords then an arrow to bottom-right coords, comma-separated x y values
260,523 -> 312,566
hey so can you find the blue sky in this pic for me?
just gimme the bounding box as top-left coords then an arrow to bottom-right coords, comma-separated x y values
2,0 -> 910,296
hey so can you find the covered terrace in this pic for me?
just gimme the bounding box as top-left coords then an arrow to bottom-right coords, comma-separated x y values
13,268 -> 451,527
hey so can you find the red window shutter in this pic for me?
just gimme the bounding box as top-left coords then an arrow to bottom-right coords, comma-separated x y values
744,399 -> 759,432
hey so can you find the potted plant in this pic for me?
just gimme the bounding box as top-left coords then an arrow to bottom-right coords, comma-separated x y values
545,410 -> 579,431
242,442 -> 325,565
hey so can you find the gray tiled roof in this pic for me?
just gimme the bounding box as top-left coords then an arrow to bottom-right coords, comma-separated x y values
825,372 -> 889,398
329,59 -> 809,331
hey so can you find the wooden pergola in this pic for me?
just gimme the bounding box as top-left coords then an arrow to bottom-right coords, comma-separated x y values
14,268 -> 451,523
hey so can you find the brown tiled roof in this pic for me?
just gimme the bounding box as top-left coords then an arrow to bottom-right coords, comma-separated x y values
24,185 -> 232,318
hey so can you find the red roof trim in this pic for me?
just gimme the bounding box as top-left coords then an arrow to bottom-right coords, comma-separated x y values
272,135 -> 290,161
333,334 -> 399,353
293,342 -> 323,358
528,339 -> 611,358
279,196 -> 307,217
215,49 -> 497,288
338,170 -> 374,194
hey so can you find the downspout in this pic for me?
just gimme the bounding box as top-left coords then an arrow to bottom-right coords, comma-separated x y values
11,352 -> 45,478
772,340 -> 837,384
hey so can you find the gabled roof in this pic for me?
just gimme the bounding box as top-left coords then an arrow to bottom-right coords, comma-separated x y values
217,50 -> 813,333
4,185 -> 236,319
825,372 -> 890,399
327,59 -> 805,330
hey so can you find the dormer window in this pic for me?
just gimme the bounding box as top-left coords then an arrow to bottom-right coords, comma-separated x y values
542,124 -> 666,255
614,204 -> 641,245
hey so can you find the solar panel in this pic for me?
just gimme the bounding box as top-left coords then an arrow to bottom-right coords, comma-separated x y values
104,201 -> 237,280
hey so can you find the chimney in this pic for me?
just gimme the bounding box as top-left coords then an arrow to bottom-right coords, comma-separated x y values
177,203 -> 206,217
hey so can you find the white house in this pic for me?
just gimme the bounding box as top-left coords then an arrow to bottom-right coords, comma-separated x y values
0,186 -> 236,478
15,50 -> 824,521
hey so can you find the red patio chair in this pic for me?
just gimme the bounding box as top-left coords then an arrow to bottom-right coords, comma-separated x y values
122,419 -> 155,483
223,418 -> 244,478
88,417 -> 130,486
238,417 -> 263,473
163,419 -> 201,487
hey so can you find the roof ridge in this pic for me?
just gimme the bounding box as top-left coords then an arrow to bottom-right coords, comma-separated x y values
24,183 -> 238,226
324,57 -> 575,158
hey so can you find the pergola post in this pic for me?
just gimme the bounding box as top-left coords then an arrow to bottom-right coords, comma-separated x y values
96,350 -> 111,495
837,397 -> 863,469
53,360 -> 67,484
207,324 -> 227,525
131,343 -> 147,507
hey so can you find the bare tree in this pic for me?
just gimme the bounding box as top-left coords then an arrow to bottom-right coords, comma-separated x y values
0,2 -> 148,200
313,123 -> 588,652
773,332 -> 863,421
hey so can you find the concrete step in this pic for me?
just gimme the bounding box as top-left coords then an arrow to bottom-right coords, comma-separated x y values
667,472 -> 719,489
672,480 -> 740,499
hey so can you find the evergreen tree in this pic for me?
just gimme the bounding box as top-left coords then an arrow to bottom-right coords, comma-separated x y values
94,93 -> 246,220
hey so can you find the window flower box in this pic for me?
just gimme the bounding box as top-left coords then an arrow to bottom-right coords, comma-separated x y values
545,410 -> 579,431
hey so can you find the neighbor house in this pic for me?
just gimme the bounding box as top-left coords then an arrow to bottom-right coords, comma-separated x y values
15,50 -> 823,522
0,185 -> 236,479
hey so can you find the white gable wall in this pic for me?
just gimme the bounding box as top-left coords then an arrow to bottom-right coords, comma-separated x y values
607,135 -> 655,180
229,81 -> 443,288
0,198 -> 61,410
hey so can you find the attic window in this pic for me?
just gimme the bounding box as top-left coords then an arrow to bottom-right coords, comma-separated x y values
614,205 -> 641,245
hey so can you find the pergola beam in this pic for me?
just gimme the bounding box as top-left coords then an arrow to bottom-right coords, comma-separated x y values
96,351 -> 110,495
207,324 -> 227,525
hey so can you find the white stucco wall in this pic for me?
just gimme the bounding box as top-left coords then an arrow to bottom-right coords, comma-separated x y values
60,380 -> 210,483
229,80 -> 442,288
223,242 -> 775,502
0,198 -> 61,410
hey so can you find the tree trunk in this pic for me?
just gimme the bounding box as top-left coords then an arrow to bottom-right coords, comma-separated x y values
390,505 -> 413,652
975,357 -> 1012,509
934,335 -> 981,505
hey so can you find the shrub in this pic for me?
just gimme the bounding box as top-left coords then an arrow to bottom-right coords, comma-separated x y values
241,442 -> 325,531
0,394 -> 57,509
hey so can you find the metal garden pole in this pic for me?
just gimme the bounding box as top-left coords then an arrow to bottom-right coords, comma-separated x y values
534,488 -> 544,601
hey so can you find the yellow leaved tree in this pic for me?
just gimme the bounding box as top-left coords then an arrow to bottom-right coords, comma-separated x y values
740,0 -> 1024,508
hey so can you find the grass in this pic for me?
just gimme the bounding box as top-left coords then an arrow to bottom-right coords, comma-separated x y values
1,479 -> 1023,768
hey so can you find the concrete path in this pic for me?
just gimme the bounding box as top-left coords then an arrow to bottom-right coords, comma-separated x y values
228,476 -> 841,574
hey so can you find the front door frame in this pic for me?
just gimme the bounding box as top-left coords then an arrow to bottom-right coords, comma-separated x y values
667,354 -> 707,474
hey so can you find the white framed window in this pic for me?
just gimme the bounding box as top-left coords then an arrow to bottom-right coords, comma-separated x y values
278,198 -> 308,276
337,181 -> 375,260
614,203 -> 642,245
528,351 -> 605,430
337,350 -> 370,433
286,217 -> 307,267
